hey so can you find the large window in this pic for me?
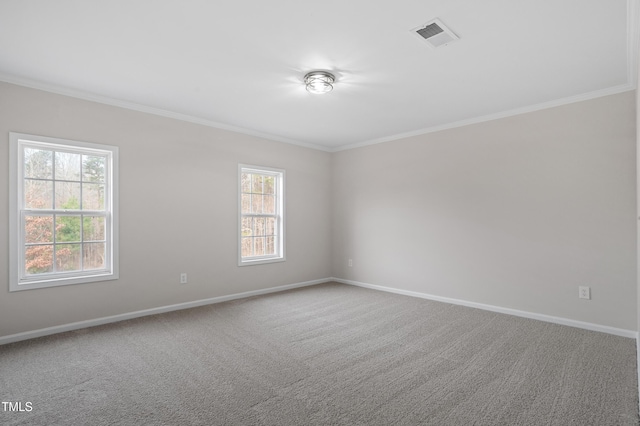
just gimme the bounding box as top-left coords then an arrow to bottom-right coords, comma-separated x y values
9,133 -> 118,291
238,165 -> 285,266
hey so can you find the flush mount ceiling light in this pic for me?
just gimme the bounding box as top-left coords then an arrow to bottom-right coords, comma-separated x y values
304,71 -> 335,94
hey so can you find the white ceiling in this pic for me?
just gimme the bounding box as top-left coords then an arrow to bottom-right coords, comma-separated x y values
0,1 -> 637,151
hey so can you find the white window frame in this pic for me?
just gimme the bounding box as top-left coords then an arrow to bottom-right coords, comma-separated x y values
238,164 -> 285,266
9,132 -> 119,291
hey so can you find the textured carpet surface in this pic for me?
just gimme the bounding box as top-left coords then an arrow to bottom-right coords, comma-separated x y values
0,282 -> 638,425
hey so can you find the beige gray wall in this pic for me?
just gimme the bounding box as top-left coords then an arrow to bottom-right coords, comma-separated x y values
0,82 -> 332,337
332,91 -> 637,330
1,82 -> 637,338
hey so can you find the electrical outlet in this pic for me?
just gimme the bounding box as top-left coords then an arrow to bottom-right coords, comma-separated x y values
180,273 -> 187,284
579,286 -> 590,300
348,259 -> 353,267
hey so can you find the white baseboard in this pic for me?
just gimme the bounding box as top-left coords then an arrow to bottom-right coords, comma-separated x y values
637,333 -> 640,414
0,278 -> 331,345
332,277 -> 637,339
3,277 -> 635,345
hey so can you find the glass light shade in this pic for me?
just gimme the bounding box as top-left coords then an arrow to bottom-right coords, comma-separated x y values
304,71 -> 335,94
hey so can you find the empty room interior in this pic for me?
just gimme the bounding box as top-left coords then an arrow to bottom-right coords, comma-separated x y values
1,1 -> 640,424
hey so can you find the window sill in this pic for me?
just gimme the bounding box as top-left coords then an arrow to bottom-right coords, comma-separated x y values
238,257 -> 285,267
10,271 -> 119,292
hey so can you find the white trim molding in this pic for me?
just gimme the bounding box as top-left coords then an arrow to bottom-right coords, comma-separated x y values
333,84 -> 636,152
9,132 -> 119,291
333,278 -> 637,339
2,277 -> 636,344
237,164 -> 286,266
0,79 -> 635,155
637,333 -> 640,414
0,278 -> 330,345
0,73 -> 331,153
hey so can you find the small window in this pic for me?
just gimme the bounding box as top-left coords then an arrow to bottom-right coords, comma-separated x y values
9,133 -> 119,291
238,165 -> 285,266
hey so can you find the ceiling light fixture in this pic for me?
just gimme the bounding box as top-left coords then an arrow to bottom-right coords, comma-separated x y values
304,71 -> 335,94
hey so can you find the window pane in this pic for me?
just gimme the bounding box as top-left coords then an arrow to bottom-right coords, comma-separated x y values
252,175 -> 263,193
25,215 -> 54,244
263,195 -> 275,214
254,237 -> 265,256
83,216 -> 105,241
239,167 -> 284,264
263,176 -> 275,194
25,245 -> 53,274
12,134 -> 117,291
25,179 -> 53,209
241,173 -> 251,193
56,215 -> 81,242
83,243 -> 105,270
252,193 -> 262,214
241,194 -> 251,214
254,217 -> 265,236
55,181 -> 81,209
82,155 -> 106,183
266,217 -> 276,236
56,244 -> 81,272
265,236 -> 275,255
241,217 -> 252,237
241,237 -> 252,257
24,147 -> 52,179
82,183 -> 105,210
55,151 -> 81,181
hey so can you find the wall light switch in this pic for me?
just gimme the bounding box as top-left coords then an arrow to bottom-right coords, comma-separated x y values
180,273 -> 188,284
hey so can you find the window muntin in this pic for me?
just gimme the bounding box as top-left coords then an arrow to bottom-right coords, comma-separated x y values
10,133 -> 118,291
238,165 -> 284,265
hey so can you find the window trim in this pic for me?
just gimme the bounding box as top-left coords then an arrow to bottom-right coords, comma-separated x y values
9,132 -> 119,291
238,164 -> 285,266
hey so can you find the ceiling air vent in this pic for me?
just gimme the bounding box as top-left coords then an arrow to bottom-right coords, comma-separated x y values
411,19 -> 459,48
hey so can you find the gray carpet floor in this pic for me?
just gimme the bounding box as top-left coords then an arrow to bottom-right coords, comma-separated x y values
0,282 -> 638,425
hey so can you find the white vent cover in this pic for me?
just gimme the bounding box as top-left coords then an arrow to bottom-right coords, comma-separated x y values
411,19 -> 459,48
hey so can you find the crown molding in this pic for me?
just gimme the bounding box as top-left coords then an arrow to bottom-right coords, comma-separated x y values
0,73 -> 332,153
2,0 -> 638,157
2,72 -> 632,155
332,84 -> 635,152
